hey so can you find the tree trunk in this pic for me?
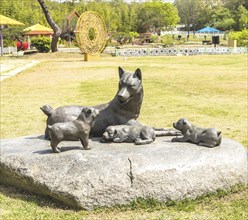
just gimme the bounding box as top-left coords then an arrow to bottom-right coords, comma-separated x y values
37,0 -> 62,52
187,24 -> 190,36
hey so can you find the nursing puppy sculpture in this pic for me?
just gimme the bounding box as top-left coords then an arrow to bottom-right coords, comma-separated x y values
41,67 -> 179,139
41,67 -> 143,139
172,118 -> 222,148
101,125 -> 179,145
48,107 -> 99,153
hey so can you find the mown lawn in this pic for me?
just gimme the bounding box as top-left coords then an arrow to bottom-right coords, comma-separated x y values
0,53 -> 247,219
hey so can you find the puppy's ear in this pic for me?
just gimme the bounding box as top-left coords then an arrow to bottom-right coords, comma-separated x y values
181,118 -> 188,125
135,68 -> 142,80
118,67 -> 124,78
114,130 -> 118,137
86,108 -> 92,115
83,108 -> 92,116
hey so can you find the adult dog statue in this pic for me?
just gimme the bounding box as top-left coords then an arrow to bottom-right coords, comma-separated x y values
41,67 -> 143,139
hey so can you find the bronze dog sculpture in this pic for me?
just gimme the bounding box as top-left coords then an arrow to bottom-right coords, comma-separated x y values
41,67 -> 143,139
172,118 -> 222,148
48,107 -> 99,153
101,125 -> 179,145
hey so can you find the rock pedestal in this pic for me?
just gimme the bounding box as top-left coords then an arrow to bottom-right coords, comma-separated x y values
0,135 -> 247,210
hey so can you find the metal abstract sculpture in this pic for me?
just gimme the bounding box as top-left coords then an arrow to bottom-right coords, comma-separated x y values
76,11 -> 107,61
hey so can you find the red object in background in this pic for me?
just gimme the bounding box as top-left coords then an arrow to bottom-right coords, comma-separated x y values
16,42 -> 29,50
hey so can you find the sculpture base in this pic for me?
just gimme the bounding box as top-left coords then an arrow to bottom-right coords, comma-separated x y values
0,135 -> 247,210
84,53 -> 100,61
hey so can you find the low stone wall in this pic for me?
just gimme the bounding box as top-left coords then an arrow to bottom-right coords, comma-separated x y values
0,46 -> 17,55
104,47 -> 248,57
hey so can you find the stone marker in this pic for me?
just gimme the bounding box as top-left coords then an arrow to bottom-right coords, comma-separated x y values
0,135 -> 247,210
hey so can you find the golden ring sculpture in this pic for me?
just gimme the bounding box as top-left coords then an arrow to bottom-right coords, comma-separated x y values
76,11 -> 107,56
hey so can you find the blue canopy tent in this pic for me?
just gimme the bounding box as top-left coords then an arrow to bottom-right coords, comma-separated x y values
197,26 -> 220,33
197,26 -> 221,46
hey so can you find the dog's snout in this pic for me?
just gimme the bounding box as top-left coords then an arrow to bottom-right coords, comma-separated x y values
102,132 -> 109,139
117,87 -> 131,103
117,95 -> 127,103
94,109 -> 100,116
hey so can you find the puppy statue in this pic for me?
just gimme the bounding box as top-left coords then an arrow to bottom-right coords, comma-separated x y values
172,118 -> 222,148
101,125 -> 156,145
48,107 -> 99,153
101,125 -> 179,145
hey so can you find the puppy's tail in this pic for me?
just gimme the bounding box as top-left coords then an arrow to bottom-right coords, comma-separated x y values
40,105 -> 54,116
216,131 -> 222,146
154,128 -> 181,136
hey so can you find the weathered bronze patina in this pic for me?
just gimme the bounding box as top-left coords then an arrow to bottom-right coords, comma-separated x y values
41,67 -> 143,138
172,118 -> 222,147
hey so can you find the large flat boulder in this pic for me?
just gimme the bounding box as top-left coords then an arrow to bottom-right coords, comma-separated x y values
0,135 -> 247,210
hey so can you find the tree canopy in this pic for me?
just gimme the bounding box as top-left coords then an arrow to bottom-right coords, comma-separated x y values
137,0 -> 179,33
0,0 -> 247,47
175,0 -> 248,32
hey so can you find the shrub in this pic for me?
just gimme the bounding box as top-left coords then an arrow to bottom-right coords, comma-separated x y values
111,32 -> 131,45
150,35 -> 158,43
161,35 -> 174,46
228,29 -> 248,46
31,36 -> 51,52
129,32 -> 139,38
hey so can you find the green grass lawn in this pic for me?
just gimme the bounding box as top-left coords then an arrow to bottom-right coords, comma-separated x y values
0,53 -> 247,219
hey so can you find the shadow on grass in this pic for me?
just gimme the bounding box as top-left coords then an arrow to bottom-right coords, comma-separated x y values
0,182 -> 247,214
52,58 -> 84,63
0,184 -> 74,210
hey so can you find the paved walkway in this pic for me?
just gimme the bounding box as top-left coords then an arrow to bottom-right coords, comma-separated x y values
0,59 -> 40,81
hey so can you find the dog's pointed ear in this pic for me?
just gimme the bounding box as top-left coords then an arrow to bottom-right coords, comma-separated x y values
114,130 -> 118,137
118,67 -> 124,78
182,118 -> 187,125
135,68 -> 142,80
83,108 -> 92,116
86,108 -> 92,115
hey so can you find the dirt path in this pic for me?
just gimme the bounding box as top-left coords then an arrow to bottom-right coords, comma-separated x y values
0,53 -> 86,81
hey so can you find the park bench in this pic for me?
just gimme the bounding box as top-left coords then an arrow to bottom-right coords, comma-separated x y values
202,40 -> 211,45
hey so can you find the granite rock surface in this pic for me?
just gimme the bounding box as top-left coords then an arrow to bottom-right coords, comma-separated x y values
0,135 -> 247,210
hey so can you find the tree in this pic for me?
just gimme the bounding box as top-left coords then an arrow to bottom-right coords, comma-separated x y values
209,7 -> 235,30
137,0 -> 179,33
37,0 -> 62,52
174,0 -> 202,35
237,5 -> 248,30
223,0 -> 248,11
222,0 -> 248,30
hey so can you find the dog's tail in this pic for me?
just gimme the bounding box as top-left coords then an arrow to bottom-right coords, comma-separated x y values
154,127 -> 181,136
40,105 -> 54,116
